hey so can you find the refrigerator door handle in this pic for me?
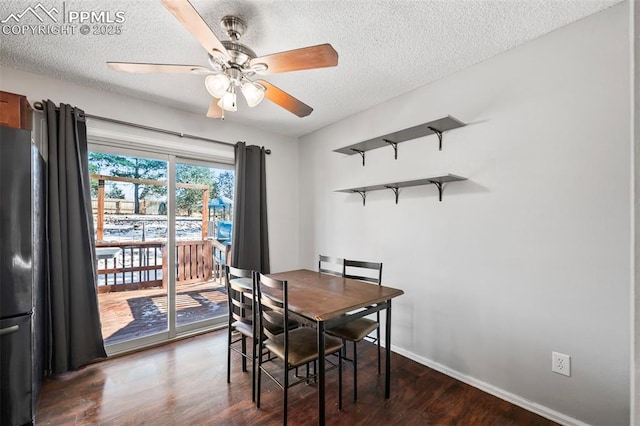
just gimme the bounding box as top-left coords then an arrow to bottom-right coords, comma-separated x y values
0,324 -> 20,336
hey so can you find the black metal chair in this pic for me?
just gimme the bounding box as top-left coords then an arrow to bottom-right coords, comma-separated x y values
326,259 -> 383,402
226,266 -> 300,403
225,266 -> 257,401
318,255 -> 344,276
256,273 -> 343,425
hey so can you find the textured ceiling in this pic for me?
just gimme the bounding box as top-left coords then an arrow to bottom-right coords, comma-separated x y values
0,0 -> 621,137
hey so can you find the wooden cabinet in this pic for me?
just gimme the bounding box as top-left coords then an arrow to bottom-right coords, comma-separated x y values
0,91 -> 32,130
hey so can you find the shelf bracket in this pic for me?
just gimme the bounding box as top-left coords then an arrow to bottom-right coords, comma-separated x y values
353,190 -> 367,206
351,148 -> 366,166
384,185 -> 400,204
429,180 -> 445,202
383,139 -> 398,160
428,126 -> 444,151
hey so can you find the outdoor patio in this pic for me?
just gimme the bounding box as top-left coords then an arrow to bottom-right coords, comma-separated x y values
98,280 -> 228,346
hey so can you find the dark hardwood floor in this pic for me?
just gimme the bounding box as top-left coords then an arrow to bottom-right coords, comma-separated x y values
36,330 -> 557,425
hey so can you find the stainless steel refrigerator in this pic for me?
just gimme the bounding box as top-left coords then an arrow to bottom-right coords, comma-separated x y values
0,125 -> 45,426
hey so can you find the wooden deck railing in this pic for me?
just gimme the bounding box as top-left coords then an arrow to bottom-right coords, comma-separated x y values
169,240 -> 213,286
95,241 -> 163,293
96,239 -> 213,293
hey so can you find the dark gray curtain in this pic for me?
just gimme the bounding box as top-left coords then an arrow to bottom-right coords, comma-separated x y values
45,100 -> 106,374
231,142 -> 270,273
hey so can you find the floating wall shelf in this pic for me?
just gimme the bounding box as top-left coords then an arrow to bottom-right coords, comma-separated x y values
335,174 -> 467,205
333,115 -> 466,166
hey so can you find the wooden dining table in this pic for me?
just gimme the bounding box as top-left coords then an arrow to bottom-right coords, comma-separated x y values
266,269 -> 404,425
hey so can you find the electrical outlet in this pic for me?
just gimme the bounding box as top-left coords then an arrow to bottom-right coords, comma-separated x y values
552,351 -> 571,377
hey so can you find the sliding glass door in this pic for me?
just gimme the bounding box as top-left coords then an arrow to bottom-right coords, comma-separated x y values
89,150 -> 169,347
89,147 -> 233,353
174,159 -> 234,330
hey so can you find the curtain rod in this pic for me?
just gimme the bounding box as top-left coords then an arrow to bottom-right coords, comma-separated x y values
32,101 -> 271,155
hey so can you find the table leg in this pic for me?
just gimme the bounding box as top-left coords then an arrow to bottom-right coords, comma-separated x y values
385,299 -> 392,399
318,320 -> 325,425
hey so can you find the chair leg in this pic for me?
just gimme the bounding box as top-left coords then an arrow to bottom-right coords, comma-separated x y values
251,337 -> 256,403
241,335 -> 247,372
283,364 -> 289,425
256,350 -> 262,408
227,327 -> 232,383
338,349 -> 343,411
377,326 -> 381,375
353,341 -> 358,402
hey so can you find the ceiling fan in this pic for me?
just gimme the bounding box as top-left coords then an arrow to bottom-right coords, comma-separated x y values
107,0 -> 338,119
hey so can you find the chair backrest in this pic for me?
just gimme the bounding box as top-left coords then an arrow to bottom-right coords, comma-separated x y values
318,255 -> 344,276
226,266 -> 254,330
343,259 -> 383,285
257,273 -> 291,364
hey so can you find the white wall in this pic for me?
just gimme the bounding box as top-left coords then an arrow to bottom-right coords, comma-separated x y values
0,65 -> 300,272
299,3 -> 631,425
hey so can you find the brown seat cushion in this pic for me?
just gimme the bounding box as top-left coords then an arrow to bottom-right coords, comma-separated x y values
327,318 -> 378,342
264,327 -> 343,368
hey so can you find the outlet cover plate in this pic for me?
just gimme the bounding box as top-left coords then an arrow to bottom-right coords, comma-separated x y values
552,351 -> 571,377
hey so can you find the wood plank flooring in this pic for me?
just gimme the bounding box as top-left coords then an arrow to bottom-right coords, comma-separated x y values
36,330 -> 558,425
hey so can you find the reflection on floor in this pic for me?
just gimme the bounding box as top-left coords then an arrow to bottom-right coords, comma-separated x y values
97,281 -> 228,345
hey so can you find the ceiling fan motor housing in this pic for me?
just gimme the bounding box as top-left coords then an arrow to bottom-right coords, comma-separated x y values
221,40 -> 256,66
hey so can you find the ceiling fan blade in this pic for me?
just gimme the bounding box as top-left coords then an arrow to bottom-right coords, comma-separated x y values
206,99 -> 224,119
107,62 -> 209,74
250,44 -> 338,75
256,80 -> 313,117
161,0 -> 231,61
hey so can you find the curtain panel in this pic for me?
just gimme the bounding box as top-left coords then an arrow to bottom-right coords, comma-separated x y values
44,100 -> 106,374
231,142 -> 270,273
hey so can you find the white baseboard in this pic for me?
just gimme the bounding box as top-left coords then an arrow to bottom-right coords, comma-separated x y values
390,344 -> 589,426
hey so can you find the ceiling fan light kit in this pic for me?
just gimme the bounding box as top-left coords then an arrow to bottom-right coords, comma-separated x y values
107,0 -> 339,119
204,74 -> 230,98
241,81 -> 265,108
